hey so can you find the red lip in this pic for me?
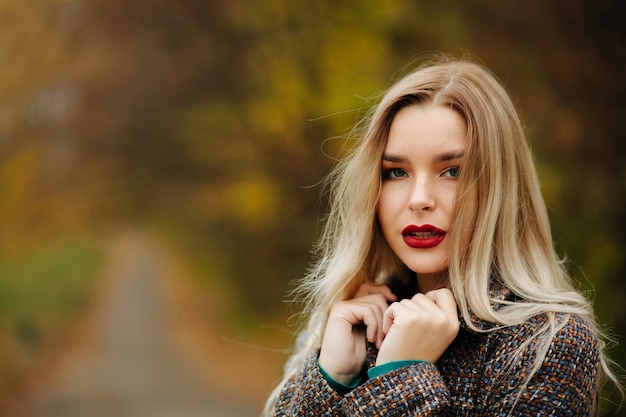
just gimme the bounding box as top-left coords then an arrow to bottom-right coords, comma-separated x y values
401,225 -> 446,249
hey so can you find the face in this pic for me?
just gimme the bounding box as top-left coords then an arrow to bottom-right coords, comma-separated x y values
376,104 -> 469,291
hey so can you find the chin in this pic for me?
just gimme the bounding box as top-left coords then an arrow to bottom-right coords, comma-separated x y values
402,259 -> 448,276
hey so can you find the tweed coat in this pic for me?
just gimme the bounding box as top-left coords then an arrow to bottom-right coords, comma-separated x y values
272,284 -> 600,416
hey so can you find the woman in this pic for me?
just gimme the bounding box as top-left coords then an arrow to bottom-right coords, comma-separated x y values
264,57 -> 620,416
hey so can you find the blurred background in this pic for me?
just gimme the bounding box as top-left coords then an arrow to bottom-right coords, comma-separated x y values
0,0 -> 624,415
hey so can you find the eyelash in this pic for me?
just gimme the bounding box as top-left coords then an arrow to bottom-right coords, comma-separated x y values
442,166 -> 461,178
381,166 -> 461,180
381,168 -> 407,180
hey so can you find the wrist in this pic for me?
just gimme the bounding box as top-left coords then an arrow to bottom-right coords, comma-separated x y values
317,358 -> 361,395
318,353 -> 360,385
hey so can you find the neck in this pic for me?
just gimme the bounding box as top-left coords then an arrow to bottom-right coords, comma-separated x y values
417,271 -> 448,293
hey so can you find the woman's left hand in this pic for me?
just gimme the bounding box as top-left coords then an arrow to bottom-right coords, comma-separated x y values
375,288 -> 459,365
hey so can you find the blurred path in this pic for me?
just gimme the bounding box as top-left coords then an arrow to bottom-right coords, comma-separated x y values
20,232 -> 257,417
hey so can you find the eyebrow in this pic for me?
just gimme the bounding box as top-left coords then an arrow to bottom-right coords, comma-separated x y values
382,150 -> 465,164
435,150 -> 465,162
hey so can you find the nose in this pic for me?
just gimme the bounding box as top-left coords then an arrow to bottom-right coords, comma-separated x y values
408,175 -> 435,212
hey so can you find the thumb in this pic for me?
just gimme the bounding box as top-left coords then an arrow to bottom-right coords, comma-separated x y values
382,302 -> 399,334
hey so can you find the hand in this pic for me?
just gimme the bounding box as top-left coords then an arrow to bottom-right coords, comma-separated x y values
319,283 -> 397,385
376,288 -> 459,366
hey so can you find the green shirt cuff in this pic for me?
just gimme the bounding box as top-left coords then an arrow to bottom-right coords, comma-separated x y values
367,360 -> 428,379
317,359 -> 361,395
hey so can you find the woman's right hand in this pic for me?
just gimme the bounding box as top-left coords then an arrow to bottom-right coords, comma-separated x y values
318,283 -> 397,385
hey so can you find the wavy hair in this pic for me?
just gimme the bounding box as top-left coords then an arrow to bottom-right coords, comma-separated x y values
263,56 -> 620,415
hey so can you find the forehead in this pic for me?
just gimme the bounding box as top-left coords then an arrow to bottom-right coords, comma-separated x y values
385,104 -> 467,154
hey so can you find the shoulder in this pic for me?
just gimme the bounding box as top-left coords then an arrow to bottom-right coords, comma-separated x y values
487,312 -> 601,381
492,312 -> 599,355
552,313 -> 599,347
542,312 -> 601,371
480,313 -> 601,414
509,312 -> 598,349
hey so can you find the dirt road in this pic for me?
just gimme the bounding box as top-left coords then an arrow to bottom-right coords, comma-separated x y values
19,232 -> 259,417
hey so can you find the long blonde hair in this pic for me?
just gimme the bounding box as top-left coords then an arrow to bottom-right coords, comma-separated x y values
264,56 -> 620,415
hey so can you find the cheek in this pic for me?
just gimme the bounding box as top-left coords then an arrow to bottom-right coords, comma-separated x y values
442,186 -> 460,212
378,186 -> 401,210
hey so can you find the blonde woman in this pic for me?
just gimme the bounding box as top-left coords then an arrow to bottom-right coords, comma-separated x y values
265,57 -> 620,416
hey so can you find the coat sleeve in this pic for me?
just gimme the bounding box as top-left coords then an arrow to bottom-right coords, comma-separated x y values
272,350 -> 347,416
272,314 -> 600,416
343,362 -> 451,416
272,350 -> 451,416
480,314 -> 601,416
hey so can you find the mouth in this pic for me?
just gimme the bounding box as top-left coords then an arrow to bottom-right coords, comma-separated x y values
401,225 -> 446,249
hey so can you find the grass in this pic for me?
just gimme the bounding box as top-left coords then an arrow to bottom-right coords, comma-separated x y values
0,236 -> 104,395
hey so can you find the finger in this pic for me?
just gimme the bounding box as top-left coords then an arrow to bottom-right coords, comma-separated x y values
407,294 -> 451,328
360,307 -> 381,345
382,301 -> 411,334
354,282 -> 398,303
424,289 -> 458,318
353,283 -> 371,298
409,293 -> 439,314
347,300 -> 387,347
382,302 -> 396,335
369,285 -> 398,303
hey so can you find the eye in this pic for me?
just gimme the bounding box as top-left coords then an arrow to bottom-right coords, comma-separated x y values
442,166 -> 460,178
382,168 -> 408,180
